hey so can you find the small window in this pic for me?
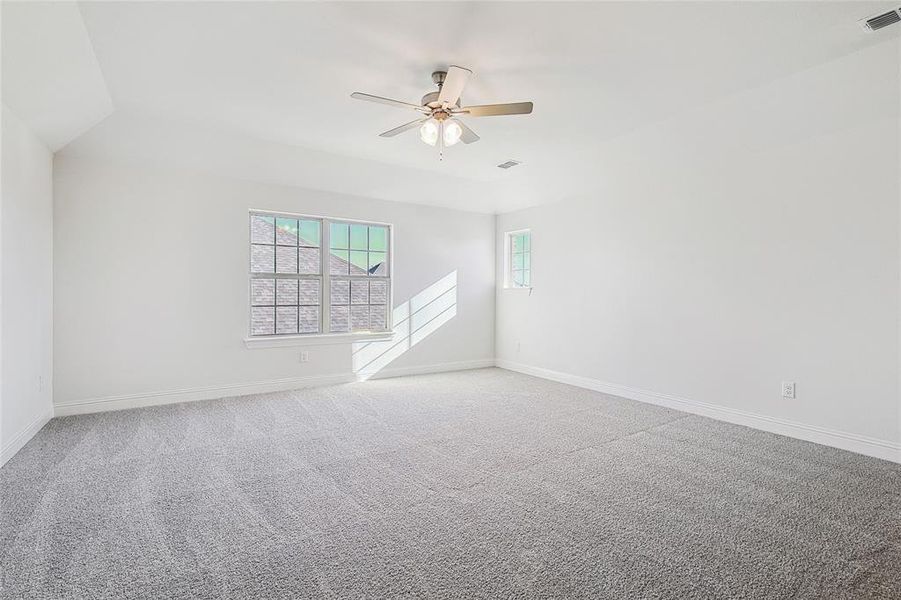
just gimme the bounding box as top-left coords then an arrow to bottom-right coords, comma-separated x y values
506,230 -> 531,288
249,211 -> 391,337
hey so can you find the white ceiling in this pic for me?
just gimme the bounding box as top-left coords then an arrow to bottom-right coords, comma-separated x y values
1,1 -> 112,151
6,1 -> 900,212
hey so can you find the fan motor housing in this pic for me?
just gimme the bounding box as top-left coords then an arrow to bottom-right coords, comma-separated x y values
421,91 -> 461,110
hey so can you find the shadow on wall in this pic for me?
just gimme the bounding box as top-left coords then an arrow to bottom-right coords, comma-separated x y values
352,271 -> 457,380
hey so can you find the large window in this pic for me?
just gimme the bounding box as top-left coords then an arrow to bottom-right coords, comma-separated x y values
506,230 -> 531,288
249,211 -> 391,337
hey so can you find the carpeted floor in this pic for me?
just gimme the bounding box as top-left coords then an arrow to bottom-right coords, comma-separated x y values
1,368 -> 899,599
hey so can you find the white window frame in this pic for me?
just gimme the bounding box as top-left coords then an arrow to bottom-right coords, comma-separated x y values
504,229 -> 532,289
245,209 -> 394,348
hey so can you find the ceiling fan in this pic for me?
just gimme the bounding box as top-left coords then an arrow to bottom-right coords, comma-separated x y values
351,66 -> 533,159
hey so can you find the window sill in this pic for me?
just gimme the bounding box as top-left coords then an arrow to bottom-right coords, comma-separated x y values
244,331 -> 394,349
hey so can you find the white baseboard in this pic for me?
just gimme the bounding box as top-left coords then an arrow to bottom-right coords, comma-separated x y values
45,358 -> 899,464
53,359 -> 496,417
54,373 -> 356,416
496,359 -> 900,464
367,358 -> 496,380
1,406 -> 54,467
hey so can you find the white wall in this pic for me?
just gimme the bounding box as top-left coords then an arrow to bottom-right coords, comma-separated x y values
1,105 -> 54,465
496,43 -> 901,461
53,156 -> 495,411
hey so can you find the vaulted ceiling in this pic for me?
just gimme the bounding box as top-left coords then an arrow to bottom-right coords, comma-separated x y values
1,1 -> 112,150
3,1 -> 899,213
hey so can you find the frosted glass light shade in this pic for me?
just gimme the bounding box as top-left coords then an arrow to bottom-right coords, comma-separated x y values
444,120 -> 462,146
419,119 -> 439,146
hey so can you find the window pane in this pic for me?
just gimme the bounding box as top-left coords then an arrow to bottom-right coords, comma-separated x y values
276,218 -> 299,245
299,306 -> 320,333
330,279 -> 349,304
349,251 -> 368,276
276,279 -> 298,305
370,280 -> 388,304
251,279 -> 274,306
298,247 -> 320,275
369,226 -> 387,251
330,223 -> 349,249
298,280 -> 320,305
369,252 -> 387,276
369,305 -> 387,331
350,224 -> 368,250
251,244 -> 274,273
276,306 -> 298,334
275,246 -> 298,274
330,306 -> 350,332
251,215 -> 275,244
351,305 -> 369,331
508,230 -> 532,289
511,234 -> 523,253
329,249 -> 349,275
298,220 -> 320,247
351,280 -> 369,304
251,307 -> 275,335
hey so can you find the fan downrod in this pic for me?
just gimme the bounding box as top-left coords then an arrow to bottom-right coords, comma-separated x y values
431,71 -> 447,88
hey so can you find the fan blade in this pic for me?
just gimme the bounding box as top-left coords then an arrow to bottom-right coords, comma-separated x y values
460,102 -> 533,117
437,65 -> 472,107
457,120 -> 480,144
379,118 -> 426,138
351,92 -> 429,113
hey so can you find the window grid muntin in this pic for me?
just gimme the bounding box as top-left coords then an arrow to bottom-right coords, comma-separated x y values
250,211 -> 391,337
328,221 -> 390,278
329,275 -> 389,333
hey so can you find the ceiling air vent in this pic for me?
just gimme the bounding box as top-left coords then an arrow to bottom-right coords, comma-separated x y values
497,160 -> 522,169
858,8 -> 901,32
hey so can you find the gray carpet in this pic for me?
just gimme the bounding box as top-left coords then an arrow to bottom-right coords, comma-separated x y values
1,368 -> 899,599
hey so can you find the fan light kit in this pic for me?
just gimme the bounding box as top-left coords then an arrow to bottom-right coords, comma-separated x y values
351,66 -> 534,160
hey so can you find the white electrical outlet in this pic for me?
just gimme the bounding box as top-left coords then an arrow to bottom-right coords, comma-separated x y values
300,351 -> 310,363
782,382 -> 795,399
